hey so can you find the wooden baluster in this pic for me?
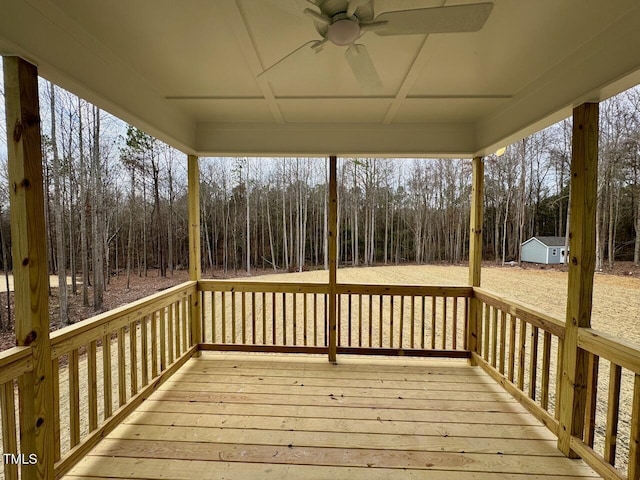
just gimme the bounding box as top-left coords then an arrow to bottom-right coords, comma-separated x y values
389,296 -> 394,349
483,304 -> 490,361
379,295 -> 384,348
69,349 -> 80,448
508,314 -> 516,383
491,307 -> 498,367
52,360 -> 61,461
88,340 -> 98,432
498,311 -> 507,374
348,294 -> 352,347
358,294 -> 363,348
167,305 -> 175,364
337,294 -> 341,347
141,316 -> 148,387
292,293 -> 297,346
282,292 -> 287,345
528,326 -> 539,400
518,320 -> 527,391
431,297 -> 436,350
102,334 -> 113,419
463,298 -> 469,350
410,296 -> 415,349
130,323 -> 138,396
421,296 -> 426,349
1,380 -> 18,480
555,338 -> 564,420
221,292 -> 227,344
368,295 -> 373,348
183,297 -> 189,352
200,291 -> 206,343
151,312 -> 158,378
174,302 -> 182,357
272,292 -> 276,345
313,293 -> 318,346
160,307 -> 167,372
324,294 -> 328,347
118,327 -> 127,406
262,292 -> 267,345
303,293 -> 308,346
541,331 -> 552,410
231,291 -> 236,343
442,297 -> 448,350
242,292 -> 247,345
583,352 -> 599,448
603,363 -> 621,465
452,297 -> 458,351
253,292 -> 258,345
398,296 -> 404,349
211,291 -> 216,343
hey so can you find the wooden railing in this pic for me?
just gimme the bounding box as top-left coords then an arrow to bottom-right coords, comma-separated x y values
570,328 -> 640,480
48,281 -> 198,479
335,284 -> 471,356
198,280 -> 472,357
472,288 -> 566,434
0,347 -> 33,480
472,288 -> 640,480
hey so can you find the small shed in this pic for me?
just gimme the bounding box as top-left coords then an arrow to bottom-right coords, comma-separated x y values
521,236 -> 568,264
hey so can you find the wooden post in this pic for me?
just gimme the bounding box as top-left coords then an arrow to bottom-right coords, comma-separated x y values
3,56 -> 54,479
328,156 -> 338,363
467,156 -> 483,358
558,102 -> 599,457
188,155 -> 202,349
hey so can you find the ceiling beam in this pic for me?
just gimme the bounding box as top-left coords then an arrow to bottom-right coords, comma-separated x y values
382,0 -> 447,125
220,0 -> 285,124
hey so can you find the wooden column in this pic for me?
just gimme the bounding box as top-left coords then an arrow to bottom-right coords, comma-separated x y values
328,155 -> 338,363
188,154 -> 202,348
4,56 -> 54,479
467,156 -> 483,357
558,102 -> 599,457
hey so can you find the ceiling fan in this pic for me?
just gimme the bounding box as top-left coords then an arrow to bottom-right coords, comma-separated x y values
259,0 -> 494,94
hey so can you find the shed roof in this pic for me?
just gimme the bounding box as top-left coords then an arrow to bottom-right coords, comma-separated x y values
2,0 -> 640,157
523,236 -> 567,248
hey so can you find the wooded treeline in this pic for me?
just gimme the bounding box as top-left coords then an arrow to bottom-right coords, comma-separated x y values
0,79 -> 639,329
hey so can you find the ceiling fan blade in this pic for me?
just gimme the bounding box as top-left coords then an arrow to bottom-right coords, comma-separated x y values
347,0 -> 371,17
258,41 -> 323,79
374,2 -> 494,36
264,0 -> 323,18
345,44 -> 383,94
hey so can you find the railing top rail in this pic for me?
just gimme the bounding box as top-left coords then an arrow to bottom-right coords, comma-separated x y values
0,345 -> 33,384
473,287 -> 565,339
198,279 -> 472,297
336,284 -> 473,297
578,327 -> 640,374
50,281 -> 197,355
197,280 -> 328,294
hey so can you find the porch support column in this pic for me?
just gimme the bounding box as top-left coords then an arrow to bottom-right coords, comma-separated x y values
4,56 -> 54,479
558,102 -> 599,457
188,154 -> 202,348
328,155 -> 338,363
467,156 -> 483,358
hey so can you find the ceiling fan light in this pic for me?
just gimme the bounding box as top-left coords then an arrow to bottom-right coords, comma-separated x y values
327,19 -> 361,46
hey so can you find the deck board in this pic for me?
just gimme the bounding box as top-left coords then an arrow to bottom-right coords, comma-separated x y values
63,353 -> 601,479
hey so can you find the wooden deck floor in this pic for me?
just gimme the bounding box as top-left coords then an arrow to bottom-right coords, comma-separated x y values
64,353 -> 600,479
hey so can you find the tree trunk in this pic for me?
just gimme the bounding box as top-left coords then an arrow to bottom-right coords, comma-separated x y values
50,82 -> 69,324
91,105 -> 105,310
78,99 -> 89,306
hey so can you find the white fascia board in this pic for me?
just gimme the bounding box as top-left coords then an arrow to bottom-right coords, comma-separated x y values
474,4 -> 640,157
0,0 -> 196,155
195,122 -> 476,158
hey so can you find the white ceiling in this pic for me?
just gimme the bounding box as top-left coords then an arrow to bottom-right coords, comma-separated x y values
2,0 -> 640,157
